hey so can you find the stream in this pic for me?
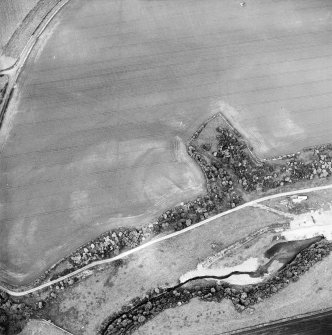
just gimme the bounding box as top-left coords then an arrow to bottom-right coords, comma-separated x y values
102,236 -> 323,334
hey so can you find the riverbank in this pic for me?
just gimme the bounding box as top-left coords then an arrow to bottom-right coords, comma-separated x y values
100,239 -> 332,334
2,111 -> 332,293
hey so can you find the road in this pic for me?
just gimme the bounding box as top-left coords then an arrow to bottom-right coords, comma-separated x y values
0,0 -> 70,73
1,182 -> 332,297
0,0 -> 70,126
2,0 -> 332,287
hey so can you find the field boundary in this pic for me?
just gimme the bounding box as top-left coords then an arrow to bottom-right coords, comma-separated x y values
222,306 -> 332,334
1,183 -> 332,297
0,0 -> 71,135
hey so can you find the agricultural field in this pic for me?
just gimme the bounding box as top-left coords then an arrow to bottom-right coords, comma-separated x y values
40,195 -> 332,335
135,252 -> 332,335
2,0 -> 332,287
42,206 -> 282,335
0,0 -> 39,52
1,0 -> 332,334
0,0 -> 65,68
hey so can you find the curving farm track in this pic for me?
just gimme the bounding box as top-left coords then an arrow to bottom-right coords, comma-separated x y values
1,183 -> 332,297
1,0 -> 332,294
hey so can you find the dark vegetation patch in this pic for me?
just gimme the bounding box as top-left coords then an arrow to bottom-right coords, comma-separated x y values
0,75 -> 8,105
0,291 -> 31,335
104,260 -> 126,288
154,114 -> 332,233
39,228 -> 144,285
19,113 -> 332,292
99,239 -> 332,335
2,114 -> 332,334
264,236 -> 322,259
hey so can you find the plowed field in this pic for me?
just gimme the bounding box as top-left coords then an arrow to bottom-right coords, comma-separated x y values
1,0 -> 332,286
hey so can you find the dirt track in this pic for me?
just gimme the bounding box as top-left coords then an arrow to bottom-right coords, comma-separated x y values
1,0 -> 332,285
0,0 -> 39,53
2,183 -> 332,296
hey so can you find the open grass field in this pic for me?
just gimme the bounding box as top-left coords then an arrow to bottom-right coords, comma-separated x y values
264,188 -> 332,214
2,0 -> 332,286
44,207 -> 282,334
135,253 -> 332,335
20,319 -> 71,335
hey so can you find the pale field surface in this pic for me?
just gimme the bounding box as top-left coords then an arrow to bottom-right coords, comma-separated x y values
0,0 -> 64,67
135,253 -> 332,335
180,257 -> 263,286
259,190 -> 332,241
0,76 -> 7,87
264,188 -> 332,213
19,319 -> 70,335
214,233 -> 278,268
1,0 -> 332,285
46,207 -> 281,335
